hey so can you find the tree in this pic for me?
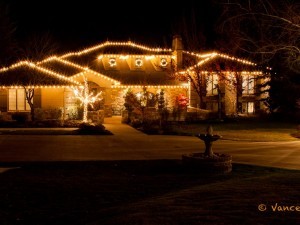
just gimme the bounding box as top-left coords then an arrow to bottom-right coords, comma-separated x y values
0,2 -> 18,66
173,8 -> 207,52
135,87 -> 158,123
216,0 -> 300,116
18,32 -> 59,61
0,3 -> 61,121
24,88 -> 35,121
157,89 -> 168,127
123,89 -> 137,123
19,32 -> 59,121
72,76 -> 103,123
217,0 -> 300,72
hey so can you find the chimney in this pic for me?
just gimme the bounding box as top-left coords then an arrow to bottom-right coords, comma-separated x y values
172,35 -> 183,70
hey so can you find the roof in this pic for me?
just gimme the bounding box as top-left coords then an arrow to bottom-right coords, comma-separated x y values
180,51 -> 258,72
61,41 -> 172,59
0,41 -> 263,88
0,61 -> 80,87
38,57 -> 83,76
41,41 -> 181,85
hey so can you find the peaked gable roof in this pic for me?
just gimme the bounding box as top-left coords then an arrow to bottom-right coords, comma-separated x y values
0,40 -> 264,88
180,51 -> 258,72
0,61 -> 80,87
46,41 -> 181,86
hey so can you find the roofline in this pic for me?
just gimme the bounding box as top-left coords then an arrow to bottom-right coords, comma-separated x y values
0,40 -> 268,87
0,85 -> 79,89
111,84 -> 189,89
37,56 -> 122,85
60,40 -> 173,58
0,60 -> 81,86
183,51 -> 257,65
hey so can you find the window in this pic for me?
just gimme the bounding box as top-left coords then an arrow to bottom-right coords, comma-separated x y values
8,89 -> 30,111
242,75 -> 255,95
206,74 -> 219,95
242,102 -> 254,114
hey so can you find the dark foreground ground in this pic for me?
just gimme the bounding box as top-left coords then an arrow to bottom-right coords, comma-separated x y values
0,160 -> 299,225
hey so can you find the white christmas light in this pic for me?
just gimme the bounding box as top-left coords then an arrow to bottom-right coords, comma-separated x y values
72,76 -> 103,122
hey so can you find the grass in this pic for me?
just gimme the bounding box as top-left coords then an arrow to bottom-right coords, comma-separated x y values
169,120 -> 300,142
0,160 -> 300,225
0,129 -> 112,135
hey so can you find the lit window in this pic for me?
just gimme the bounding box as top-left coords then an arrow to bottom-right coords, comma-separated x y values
108,58 -> 116,67
206,74 -> 219,95
160,58 -> 168,67
8,89 -> 30,111
243,75 -> 255,94
135,58 -> 143,67
242,102 -> 254,114
248,102 -> 254,113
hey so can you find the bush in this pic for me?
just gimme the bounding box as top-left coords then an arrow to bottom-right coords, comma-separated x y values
140,119 -> 161,134
63,120 -> 82,127
130,118 -> 143,128
77,122 -> 112,135
11,112 -> 28,123
36,119 -> 63,127
34,108 -> 45,121
68,107 -> 83,120
48,108 -> 63,120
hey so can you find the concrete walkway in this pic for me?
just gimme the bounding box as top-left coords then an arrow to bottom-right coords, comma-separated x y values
104,116 -> 147,136
0,116 -> 299,170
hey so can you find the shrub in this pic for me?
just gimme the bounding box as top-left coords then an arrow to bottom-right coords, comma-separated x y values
68,106 -> 83,120
141,119 -> 160,134
63,120 -> 83,127
11,112 -> 28,123
77,122 -> 112,135
34,108 -> 45,121
48,108 -> 63,120
130,118 -> 143,128
40,119 -> 63,127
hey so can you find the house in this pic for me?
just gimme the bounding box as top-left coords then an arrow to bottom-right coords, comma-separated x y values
0,36 -> 268,122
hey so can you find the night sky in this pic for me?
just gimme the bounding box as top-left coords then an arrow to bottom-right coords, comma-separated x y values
2,0 -> 220,51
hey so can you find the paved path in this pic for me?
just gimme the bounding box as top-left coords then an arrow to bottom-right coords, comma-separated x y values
0,116 -> 299,170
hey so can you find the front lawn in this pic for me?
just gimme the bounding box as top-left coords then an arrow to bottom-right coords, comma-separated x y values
0,161 -> 299,225
162,120 -> 300,142
171,125 -> 298,142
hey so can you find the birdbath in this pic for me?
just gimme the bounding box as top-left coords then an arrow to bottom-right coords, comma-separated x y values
197,125 -> 221,158
182,125 -> 232,173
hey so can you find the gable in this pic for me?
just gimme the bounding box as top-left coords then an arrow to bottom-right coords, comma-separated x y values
0,61 -> 80,87
181,51 -> 259,73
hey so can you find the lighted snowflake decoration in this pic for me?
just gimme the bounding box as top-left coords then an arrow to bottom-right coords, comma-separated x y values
109,58 -> 117,67
135,58 -> 143,67
160,58 -> 168,67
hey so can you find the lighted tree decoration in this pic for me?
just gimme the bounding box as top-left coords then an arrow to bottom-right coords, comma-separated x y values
72,76 -> 103,122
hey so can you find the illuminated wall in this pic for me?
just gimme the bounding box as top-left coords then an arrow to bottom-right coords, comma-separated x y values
41,88 -> 65,109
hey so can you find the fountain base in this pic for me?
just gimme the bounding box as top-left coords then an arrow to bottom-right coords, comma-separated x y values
182,152 -> 232,173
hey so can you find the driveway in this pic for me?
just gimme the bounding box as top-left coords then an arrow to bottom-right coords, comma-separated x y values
0,116 -> 299,170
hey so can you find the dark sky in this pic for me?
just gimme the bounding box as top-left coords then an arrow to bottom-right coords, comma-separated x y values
2,0 -> 220,51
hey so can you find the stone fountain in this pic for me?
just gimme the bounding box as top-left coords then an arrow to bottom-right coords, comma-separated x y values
182,125 -> 232,173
